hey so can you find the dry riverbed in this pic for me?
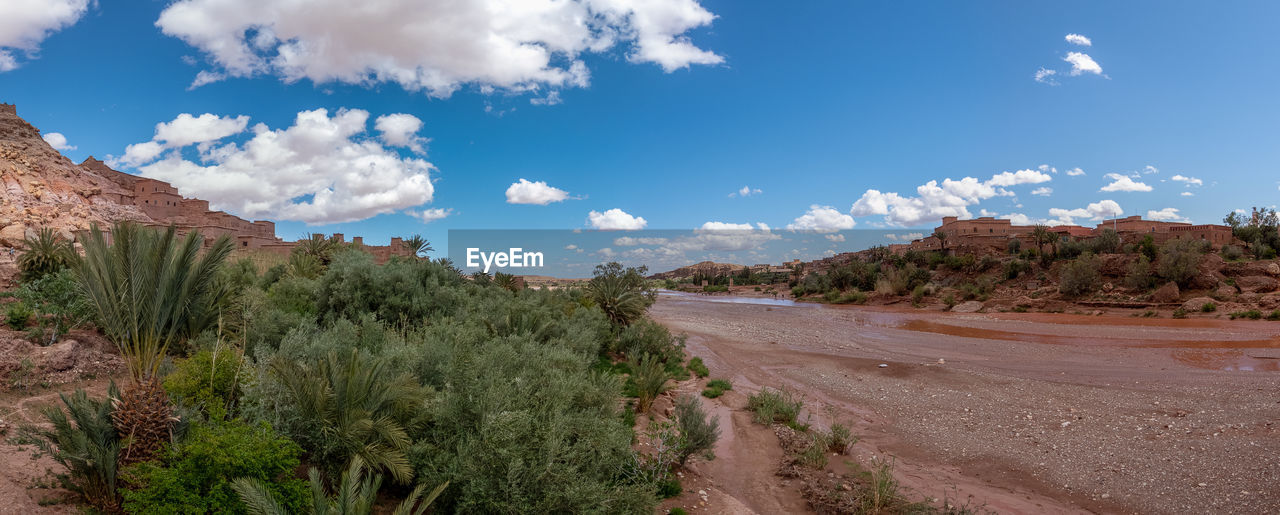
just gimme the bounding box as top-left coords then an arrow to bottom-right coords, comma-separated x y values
650,292 -> 1280,514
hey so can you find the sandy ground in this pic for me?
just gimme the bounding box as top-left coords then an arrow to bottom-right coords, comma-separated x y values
650,292 -> 1280,514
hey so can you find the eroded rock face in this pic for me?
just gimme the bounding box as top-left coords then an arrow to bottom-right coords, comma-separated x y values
1151,282 -> 1181,304
1236,275 -> 1279,293
951,300 -> 984,313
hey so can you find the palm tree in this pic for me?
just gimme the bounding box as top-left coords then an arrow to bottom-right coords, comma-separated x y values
401,234 -> 433,259
932,229 -> 948,254
21,386 -> 123,511
1031,225 -> 1052,258
271,350 -> 421,484
233,458 -> 447,515
587,274 -> 648,327
75,223 -> 233,463
18,227 -> 75,282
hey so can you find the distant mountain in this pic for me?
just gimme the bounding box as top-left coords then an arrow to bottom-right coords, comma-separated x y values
649,260 -> 747,280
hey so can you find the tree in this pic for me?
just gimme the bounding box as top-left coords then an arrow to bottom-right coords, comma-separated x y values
1031,225 -> 1052,259
932,229 -> 948,254
20,386 -> 123,511
75,223 -> 233,463
233,458 -> 447,515
587,262 -> 652,327
17,227 -> 74,282
401,234 -> 433,259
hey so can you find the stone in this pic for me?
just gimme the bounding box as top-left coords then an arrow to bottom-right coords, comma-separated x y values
951,300 -> 984,313
1151,282 -> 1181,304
1025,281 -> 1041,290
1182,297 -> 1216,312
0,223 -> 25,246
1236,275 -> 1279,293
1217,283 -> 1238,298
1267,262 -> 1280,276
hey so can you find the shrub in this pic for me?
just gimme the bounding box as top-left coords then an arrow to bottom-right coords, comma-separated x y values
1088,229 -> 1122,254
1221,245 -> 1245,261
232,459 -> 446,515
1007,238 -> 1021,254
631,353 -> 671,414
702,379 -> 732,398
827,423 -> 855,454
19,387 -> 122,511
1059,253 -> 1101,297
6,269 -> 94,345
746,388 -> 803,425
5,301 -> 32,330
1125,255 -> 1156,290
671,394 -> 720,466
687,357 -> 709,378
1003,259 -> 1031,281
834,291 -> 866,304
617,319 -> 684,364
823,289 -> 840,302
1267,310 -> 1280,321
1201,302 -> 1217,313
910,285 -> 927,305
120,419 -> 308,514
942,292 -> 956,309
796,434 -> 830,468
1229,310 -> 1263,320
1172,308 -> 1188,319
1157,240 -> 1207,288
164,348 -> 248,417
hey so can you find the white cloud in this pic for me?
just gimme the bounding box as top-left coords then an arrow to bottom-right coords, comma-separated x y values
374,113 -> 426,153
122,108 -> 436,225
1063,52 -> 1103,76
1181,191 -> 1194,197
729,185 -> 762,198
116,141 -> 166,168
588,208 -> 647,230
1031,187 -> 1053,196
155,113 -> 250,147
657,222 -> 780,252
407,207 -> 451,223
505,178 -> 570,205
1064,33 -> 1092,47
884,232 -> 924,241
1046,199 -> 1123,225
825,234 -> 845,242
614,236 -> 668,246
786,205 -> 855,233
1142,165 -> 1159,175
1146,207 -> 1190,223
0,0 -> 90,72
41,132 -> 75,151
1066,167 -> 1085,176
1034,67 -> 1058,85
1000,213 -> 1039,226
1100,173 -> 1152,192
157,0 -> 722,98
849,169 -> 1052,226
1170,174 -> 1203,186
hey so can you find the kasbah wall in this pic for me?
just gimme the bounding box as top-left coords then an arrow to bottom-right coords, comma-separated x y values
886,215 -> 1234,255
79,157 -> 412,263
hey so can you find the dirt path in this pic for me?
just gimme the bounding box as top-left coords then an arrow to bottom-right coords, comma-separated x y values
650,293 -> 1280,514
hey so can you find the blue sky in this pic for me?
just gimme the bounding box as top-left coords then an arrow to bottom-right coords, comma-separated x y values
2,1 -> 1279,264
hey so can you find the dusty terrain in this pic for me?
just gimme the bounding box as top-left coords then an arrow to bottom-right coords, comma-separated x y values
651,292 -> 1280,514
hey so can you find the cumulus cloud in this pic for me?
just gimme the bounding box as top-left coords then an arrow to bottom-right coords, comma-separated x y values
884,232 -> 924,241
786,205 -> 856,233
849,169 -> 1052,226
1066,167 -> 1086,176
1034,68 -> 1058,85
1031,187 -> 1053,196
408,207 -> 451,223
157,0 -> 722,97
0,0 -> 91,72
1146,207 -> 1190,223
588,208 -> 647,230
505,178 -> 570,205
729,185 -> 761,198
1170,174 -> 1203,186
41,132 -> 75,151
118,108 -> 437,225
825,234 -> 845,242
1181,191 -> 1194,197
1100,173 -> 1153,192
1064,33 -> 1092,46
374,114 -> 427,153
614,236 -> 669,246
660,222 -> 780,252
1046,199 -> 1123,225
1064,52 -> 1103,76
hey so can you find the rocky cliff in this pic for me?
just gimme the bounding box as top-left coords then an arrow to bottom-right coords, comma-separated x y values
0,104 -> 153,247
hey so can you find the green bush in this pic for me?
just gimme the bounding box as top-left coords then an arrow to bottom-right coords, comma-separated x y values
164,349 -> 248,417
19,387 -> 122,512
1221,245 -> 1245,261
17,228 -> 75,282
702,378 -> 732,398
120,419 -> 308,514
1172,308 -> 1188,319
1201,302 -> 1217,313
5,301 -> 32,330
631,353 -> 671,414
687,357 -> 709,378
1158,240 -> 1207,288
672,394 -> 720,466
1059,253 -> 1101,297
1229,310 -> 1263,320
6,268 -> 94,344
746,387 -> 803,425
1125,255 -> 1156,290
827,423 -> 855,454
1267,310 -> 1280,321
1003,259 -> 1031,280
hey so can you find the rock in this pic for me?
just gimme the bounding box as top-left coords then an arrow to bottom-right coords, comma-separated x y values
1236,275 -> 1279,293
1182,297 -> 1216,312
0,222 -> 25,246
1217,283 -> 1238,298
1151,282 -> 1180,304
952,300 -> 984,313
1267,262 -> 1280,276
1102,282 -> 1114,292
1025,281 -> 1041,291
877,363 -> 888,368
